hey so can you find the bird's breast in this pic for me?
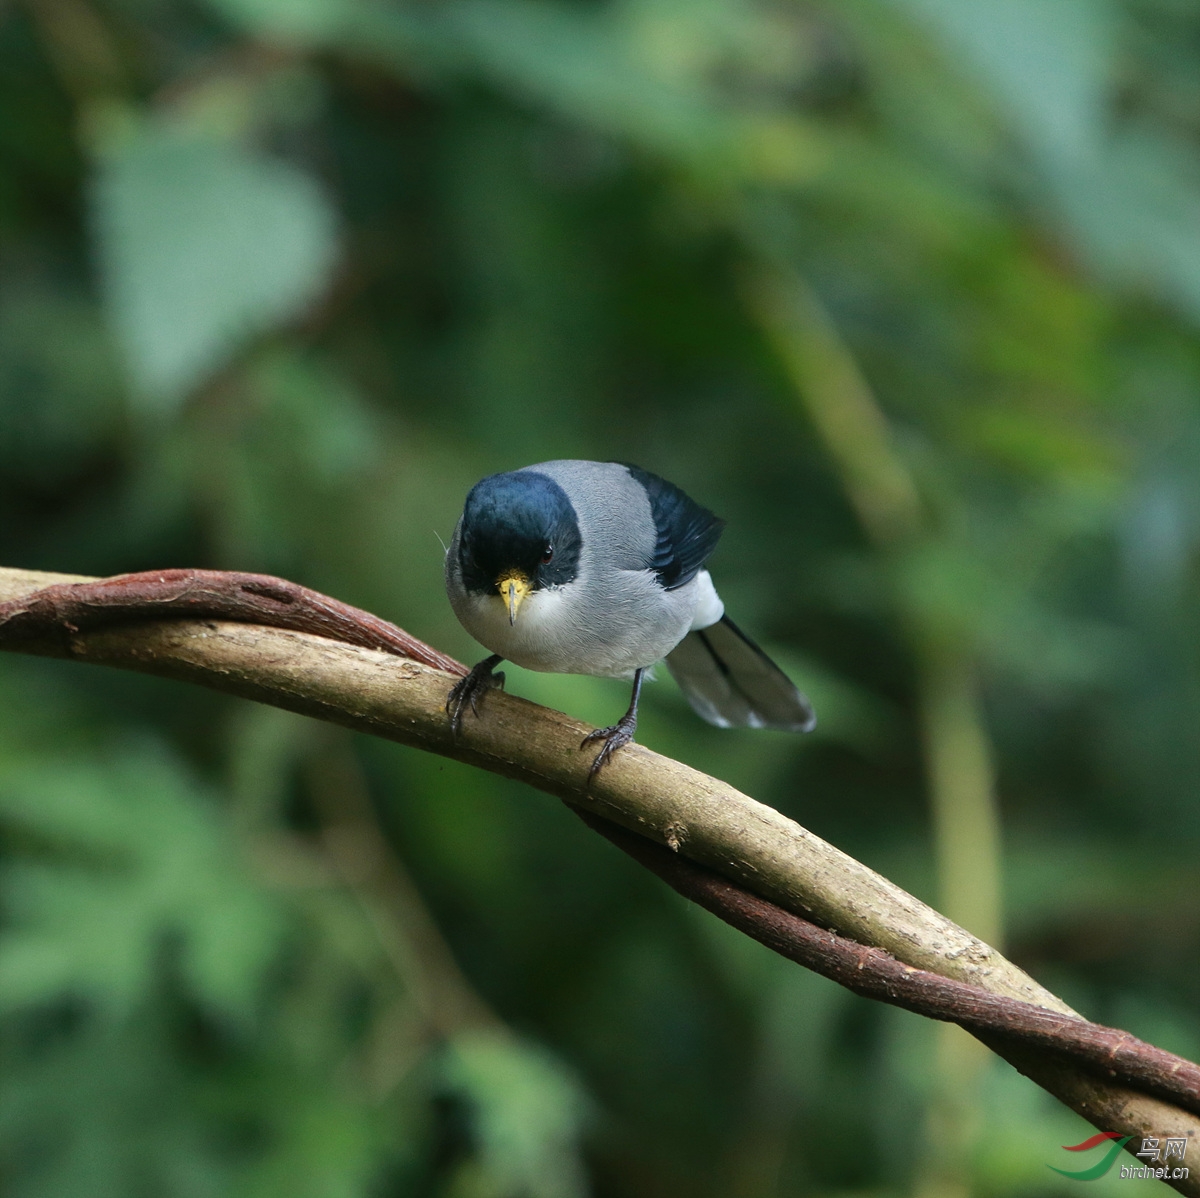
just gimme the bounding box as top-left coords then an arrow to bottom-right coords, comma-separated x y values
449,571 -> 696,678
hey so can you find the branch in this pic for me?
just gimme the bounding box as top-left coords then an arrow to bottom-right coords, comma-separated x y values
1,566 -> 1197,1192
0,567 -> 465,675
576,811 -> 1200,1119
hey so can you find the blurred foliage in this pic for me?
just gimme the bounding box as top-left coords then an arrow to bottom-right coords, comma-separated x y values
2,0 -> 1200,1195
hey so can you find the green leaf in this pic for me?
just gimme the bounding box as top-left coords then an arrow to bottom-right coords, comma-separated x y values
91,122 -> 338,408
890,0 -> 1115,164
1052,128 -> 1200,325
0,742 -> 287,1022
206,0 -> 357,44
446,0 -> 822,181
441,1031 -> 590,1198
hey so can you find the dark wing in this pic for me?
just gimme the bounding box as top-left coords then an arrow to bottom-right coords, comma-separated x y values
664,616 -> 816,732
623,464 -> 725,590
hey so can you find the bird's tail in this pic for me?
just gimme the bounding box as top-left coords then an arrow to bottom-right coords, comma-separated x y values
665,616 -> 816,732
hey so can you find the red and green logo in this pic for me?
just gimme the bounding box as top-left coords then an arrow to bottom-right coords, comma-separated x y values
1048,1133 -> 1133,1180
1048,1132 -> 1190,1180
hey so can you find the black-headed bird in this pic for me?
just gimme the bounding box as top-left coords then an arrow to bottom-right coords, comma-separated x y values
444,460 -> 814,775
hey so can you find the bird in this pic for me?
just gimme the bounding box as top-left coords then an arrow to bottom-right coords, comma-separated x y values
444,460 -> 815,776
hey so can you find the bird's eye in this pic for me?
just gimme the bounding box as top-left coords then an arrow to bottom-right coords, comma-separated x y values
541,544 -> 554,564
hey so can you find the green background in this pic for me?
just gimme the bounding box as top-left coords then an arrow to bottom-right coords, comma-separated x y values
1,0 -> 1198,1194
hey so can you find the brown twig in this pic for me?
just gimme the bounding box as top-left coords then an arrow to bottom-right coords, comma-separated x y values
575,810 -> 1200,1119
0,568 -> 467,677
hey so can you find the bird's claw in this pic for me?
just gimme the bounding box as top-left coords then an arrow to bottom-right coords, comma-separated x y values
581,716 -> 637,780
446,662 -> 505,737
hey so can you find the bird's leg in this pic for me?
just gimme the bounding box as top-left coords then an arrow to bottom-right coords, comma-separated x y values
446,654 -> 505,736
581,668 -> 645,779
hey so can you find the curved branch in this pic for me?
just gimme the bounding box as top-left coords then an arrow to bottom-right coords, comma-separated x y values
576,811 -> 1200,1118
0,569 -> 1057,1005
0,567 -> 465,675
1,565 -> 1197,1192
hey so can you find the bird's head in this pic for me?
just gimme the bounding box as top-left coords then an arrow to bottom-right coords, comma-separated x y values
457,470 -> 583,623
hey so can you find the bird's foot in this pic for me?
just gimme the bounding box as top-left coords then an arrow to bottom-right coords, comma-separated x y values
581,712 -> 637,780
447,655 -> 505,737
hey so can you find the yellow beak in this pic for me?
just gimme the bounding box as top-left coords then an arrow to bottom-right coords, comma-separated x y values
497,573 -> 531,625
